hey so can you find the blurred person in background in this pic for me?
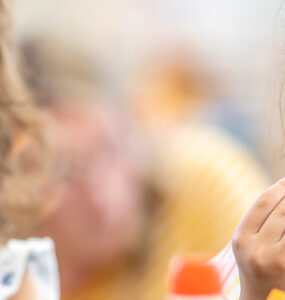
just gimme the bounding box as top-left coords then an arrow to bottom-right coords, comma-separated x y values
21,36 -> 152,298
21,37 -> 270,300
128,47 -> 272,291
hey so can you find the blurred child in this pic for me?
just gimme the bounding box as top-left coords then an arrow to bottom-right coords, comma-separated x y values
130,50 -> 270,253
0,1 -> 59,300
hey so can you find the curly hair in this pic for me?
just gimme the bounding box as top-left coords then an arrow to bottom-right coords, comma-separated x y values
0,0 -> 51,242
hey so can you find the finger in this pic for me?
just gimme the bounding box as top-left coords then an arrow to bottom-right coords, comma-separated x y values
258,197 -> 285,243
238,179 -> 285,235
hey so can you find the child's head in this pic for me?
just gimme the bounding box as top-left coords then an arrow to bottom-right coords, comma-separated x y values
19,36 -> 153,273
130,49 -> 215,129
0,0 -> 50,242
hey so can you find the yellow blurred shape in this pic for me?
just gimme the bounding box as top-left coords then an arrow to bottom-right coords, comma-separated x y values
267,289 -> 285,300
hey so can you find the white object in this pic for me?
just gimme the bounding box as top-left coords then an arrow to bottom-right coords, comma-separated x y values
0,238 -> 59,300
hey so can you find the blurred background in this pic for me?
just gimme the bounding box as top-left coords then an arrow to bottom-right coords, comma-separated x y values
14,0 -> 285,178
12,1 -> 285,299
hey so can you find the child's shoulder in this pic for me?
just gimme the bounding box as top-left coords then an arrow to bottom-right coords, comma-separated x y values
157,125 -> 269,188
0,238 -> 59,300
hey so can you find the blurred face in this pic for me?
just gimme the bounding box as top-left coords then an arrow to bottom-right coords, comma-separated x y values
45,105 -> 145,269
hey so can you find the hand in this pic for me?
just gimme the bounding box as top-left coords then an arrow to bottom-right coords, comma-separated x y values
232,179 -> 285,300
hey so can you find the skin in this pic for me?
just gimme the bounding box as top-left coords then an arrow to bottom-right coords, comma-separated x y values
10,273 -> 40,300
233,178 -> 285,300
